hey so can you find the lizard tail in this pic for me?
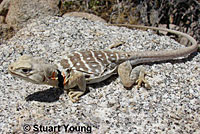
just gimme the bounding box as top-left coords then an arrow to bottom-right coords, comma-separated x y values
109,24 -> 198,64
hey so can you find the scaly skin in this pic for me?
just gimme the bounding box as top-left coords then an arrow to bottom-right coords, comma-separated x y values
8,24 -> 198,102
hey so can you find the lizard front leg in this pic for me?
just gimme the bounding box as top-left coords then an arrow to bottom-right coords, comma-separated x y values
118,61 -> 150,89
64,71 -> 86,102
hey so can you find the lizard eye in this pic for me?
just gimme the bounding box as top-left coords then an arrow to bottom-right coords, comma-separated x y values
22,68 -> 32,73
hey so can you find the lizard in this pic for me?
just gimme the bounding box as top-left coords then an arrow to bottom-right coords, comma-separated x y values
8,24 -> 198,102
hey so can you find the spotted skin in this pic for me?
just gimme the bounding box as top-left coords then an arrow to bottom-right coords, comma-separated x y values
60,50 -> 129,79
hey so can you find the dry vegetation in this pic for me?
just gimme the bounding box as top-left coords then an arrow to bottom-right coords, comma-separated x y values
59,0 -> 200,43
0,0 -> 199,43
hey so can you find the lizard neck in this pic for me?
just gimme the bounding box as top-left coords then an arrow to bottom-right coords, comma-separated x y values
56,70 -> 64,88
43,68 -> 69,88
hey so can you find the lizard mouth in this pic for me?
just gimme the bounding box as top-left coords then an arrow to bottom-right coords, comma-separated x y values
9,70 -> 26,79
8,66 -> 23,77
9,70 -> 40,84
8,65 -> 19,76
8,68 -> 19,76
8,67 -> 39,84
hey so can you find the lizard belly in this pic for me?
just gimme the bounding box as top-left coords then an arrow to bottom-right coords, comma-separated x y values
86,72 -> 116,84
85,67 -> 117,84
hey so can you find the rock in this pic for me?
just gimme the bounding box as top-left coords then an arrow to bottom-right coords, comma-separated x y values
0,16 -> 199,133
0,15 -> 4,23
0,0 -> 10,16
0,23 -> 14,41
63,12 -> 106,23
179,36 -> 190,46
5,0 -> 60,30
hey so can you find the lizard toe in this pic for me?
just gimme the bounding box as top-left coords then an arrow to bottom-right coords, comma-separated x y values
135,71 -> 151,89
68,91 -> 84,102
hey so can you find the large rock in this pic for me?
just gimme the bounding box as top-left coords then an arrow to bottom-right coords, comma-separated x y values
5,0 -> 60,30
0,0 -> 10,16
63,12 -> 106,23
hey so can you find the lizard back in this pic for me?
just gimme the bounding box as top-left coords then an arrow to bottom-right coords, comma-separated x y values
60,50 -> 128,83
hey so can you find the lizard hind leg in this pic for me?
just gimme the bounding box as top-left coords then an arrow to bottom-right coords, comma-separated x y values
118,61 -> 150,89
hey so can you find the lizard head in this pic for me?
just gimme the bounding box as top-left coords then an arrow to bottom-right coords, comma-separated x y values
8,55 -> 58,86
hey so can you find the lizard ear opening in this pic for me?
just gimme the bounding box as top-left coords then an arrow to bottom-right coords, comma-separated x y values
43,64 -> 58,78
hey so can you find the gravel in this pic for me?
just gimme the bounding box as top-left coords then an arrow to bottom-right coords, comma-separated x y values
0,16 -> 199,133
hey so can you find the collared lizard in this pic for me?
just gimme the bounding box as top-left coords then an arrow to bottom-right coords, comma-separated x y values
8,24 -> 198,102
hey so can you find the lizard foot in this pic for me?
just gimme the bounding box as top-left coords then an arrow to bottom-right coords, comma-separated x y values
68,91 -> 84,102
135,69 -> 150,89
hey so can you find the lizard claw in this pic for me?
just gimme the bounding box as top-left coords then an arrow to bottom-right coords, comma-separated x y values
68,91 -> 84,102
136,70 -> 150,89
